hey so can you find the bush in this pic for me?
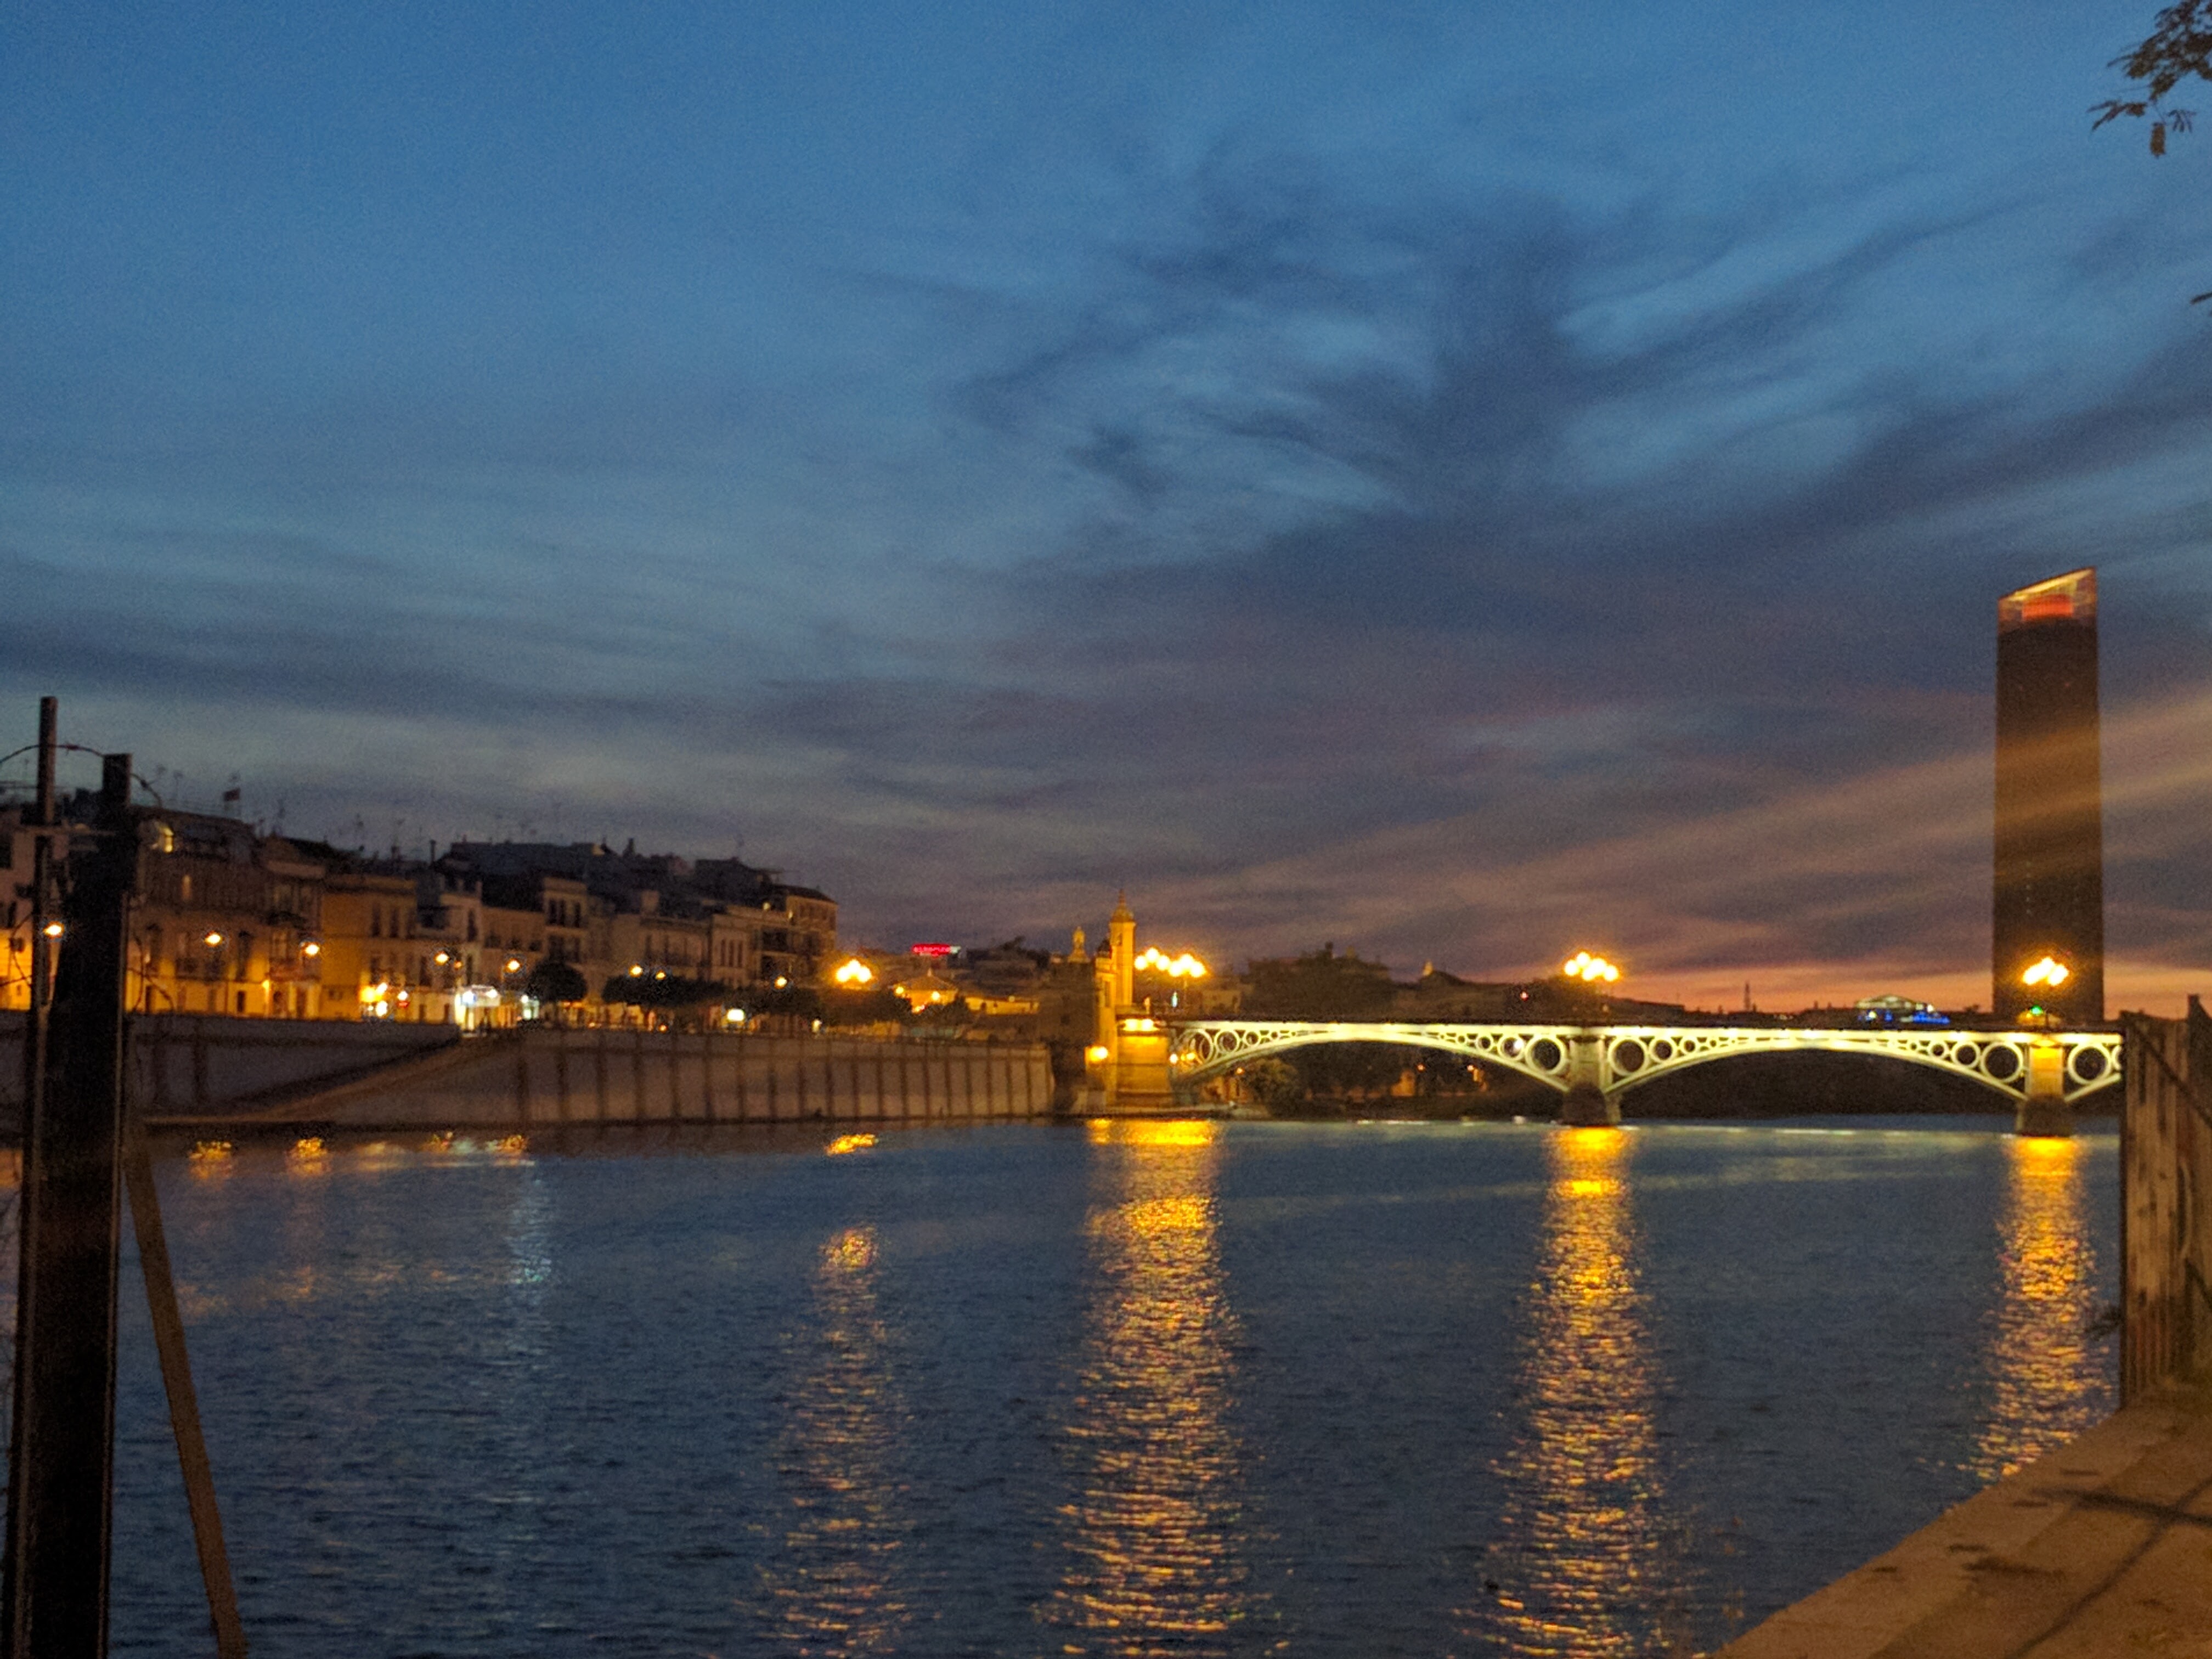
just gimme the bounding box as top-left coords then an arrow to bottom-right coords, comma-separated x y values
1244,1057 -> 1305,1111
601,973 -> 733,1011
524,960 -> 589,1005
821,985 -> 911,1026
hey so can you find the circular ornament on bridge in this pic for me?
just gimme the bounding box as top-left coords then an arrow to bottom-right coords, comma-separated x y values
1610,1039 -> 1646,1075
2069,1046 -> 2109,1085
1527,1037 -> 1565,1073
1502,1035 -> 1526,1059
1951,1042 -> 1982,1069
1649,1038 -> 1674,1063
1981,1045 -> 2022,1081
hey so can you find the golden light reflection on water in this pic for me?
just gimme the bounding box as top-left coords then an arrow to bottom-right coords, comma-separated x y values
1972,1135 -> 2105,1481
763,1223 -> 912,1654
1046,1119 -> 1256,1656
1479,1127 -> 1682,1658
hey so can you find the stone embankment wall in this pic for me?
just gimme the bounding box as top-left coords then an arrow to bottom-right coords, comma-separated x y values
0,1013 -> 1058,1132
0,1010 -> 459,1126
155,1025 -> 1057,1130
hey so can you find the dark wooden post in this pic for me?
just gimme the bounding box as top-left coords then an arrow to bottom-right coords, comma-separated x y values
3,753 -> 134,1658
121,1132 -> 246,1658
3,701 -> 57,1652
2121,997 -> 2212,1402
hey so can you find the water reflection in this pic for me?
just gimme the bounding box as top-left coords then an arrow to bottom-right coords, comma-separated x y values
761,1224 -> 913,1655
1480,1127 -> 1678,1657
1045,1119 -> 1255,1656
1972,1136 -> 2105,1480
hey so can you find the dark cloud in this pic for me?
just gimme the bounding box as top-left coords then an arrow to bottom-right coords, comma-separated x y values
3,0 -> 2208,1005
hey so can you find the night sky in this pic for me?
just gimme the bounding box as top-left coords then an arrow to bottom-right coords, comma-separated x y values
5,0 -> 2209,1012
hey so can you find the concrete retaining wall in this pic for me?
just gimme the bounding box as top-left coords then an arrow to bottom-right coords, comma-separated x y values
151,1026 -> 1057,1130
0,1010 -> 459,1120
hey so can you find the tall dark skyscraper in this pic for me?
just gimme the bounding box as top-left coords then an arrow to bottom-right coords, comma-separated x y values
1993,568 -> 2104,1023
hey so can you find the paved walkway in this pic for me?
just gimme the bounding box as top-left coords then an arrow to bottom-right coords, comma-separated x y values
1722,1386 -> 2212,1658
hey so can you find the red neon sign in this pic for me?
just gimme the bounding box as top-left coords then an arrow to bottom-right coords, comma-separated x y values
909,943 -> 957,957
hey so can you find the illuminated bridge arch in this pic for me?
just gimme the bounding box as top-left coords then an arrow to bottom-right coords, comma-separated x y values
1167,1021 -> 2124,1109
1167,1022 -> 1588,1096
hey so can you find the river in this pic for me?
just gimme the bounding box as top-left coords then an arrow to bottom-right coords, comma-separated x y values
104,1116 -> 2115,1656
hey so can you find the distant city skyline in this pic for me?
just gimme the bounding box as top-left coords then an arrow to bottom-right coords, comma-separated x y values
3,1 -> 2208,1013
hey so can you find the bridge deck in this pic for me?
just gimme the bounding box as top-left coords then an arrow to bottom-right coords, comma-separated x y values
1170,1020 -> 2122,1108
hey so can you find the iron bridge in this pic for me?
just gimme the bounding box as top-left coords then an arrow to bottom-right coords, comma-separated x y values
1167,1020 -> 2123,1108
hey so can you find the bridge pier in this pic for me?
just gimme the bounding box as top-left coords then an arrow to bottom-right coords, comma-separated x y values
1558,1032 -> 1620,1125
1558,1081 -> 1619,1127
2014,1037 -> 2072,1137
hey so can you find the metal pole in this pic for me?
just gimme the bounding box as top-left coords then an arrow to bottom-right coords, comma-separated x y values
3,753 -> 134,1659
3,699 -> 58,1654
16,698 -> 58,1141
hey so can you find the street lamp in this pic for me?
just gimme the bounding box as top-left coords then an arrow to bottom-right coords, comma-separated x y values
1134,947 -> 1208,979
2019,955 -> 2071,1027
1561,951 -> 1620,984
834,957 -> 874,986
1133,947 -> 1209,1009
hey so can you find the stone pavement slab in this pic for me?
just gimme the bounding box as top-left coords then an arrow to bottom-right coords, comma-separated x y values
1720,1386 -> 2212,1659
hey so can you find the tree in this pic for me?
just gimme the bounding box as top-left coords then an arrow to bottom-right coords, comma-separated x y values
820,984 -> 911,1027
1243,1057 -> 1305,1112
601,973 -> 735,1030
2094,1 -> 2210,155
749,981 -> 824,1022
1242,945 -> 1396,1022
523,958 -> 588,1019
2095,3 -> 2212,302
